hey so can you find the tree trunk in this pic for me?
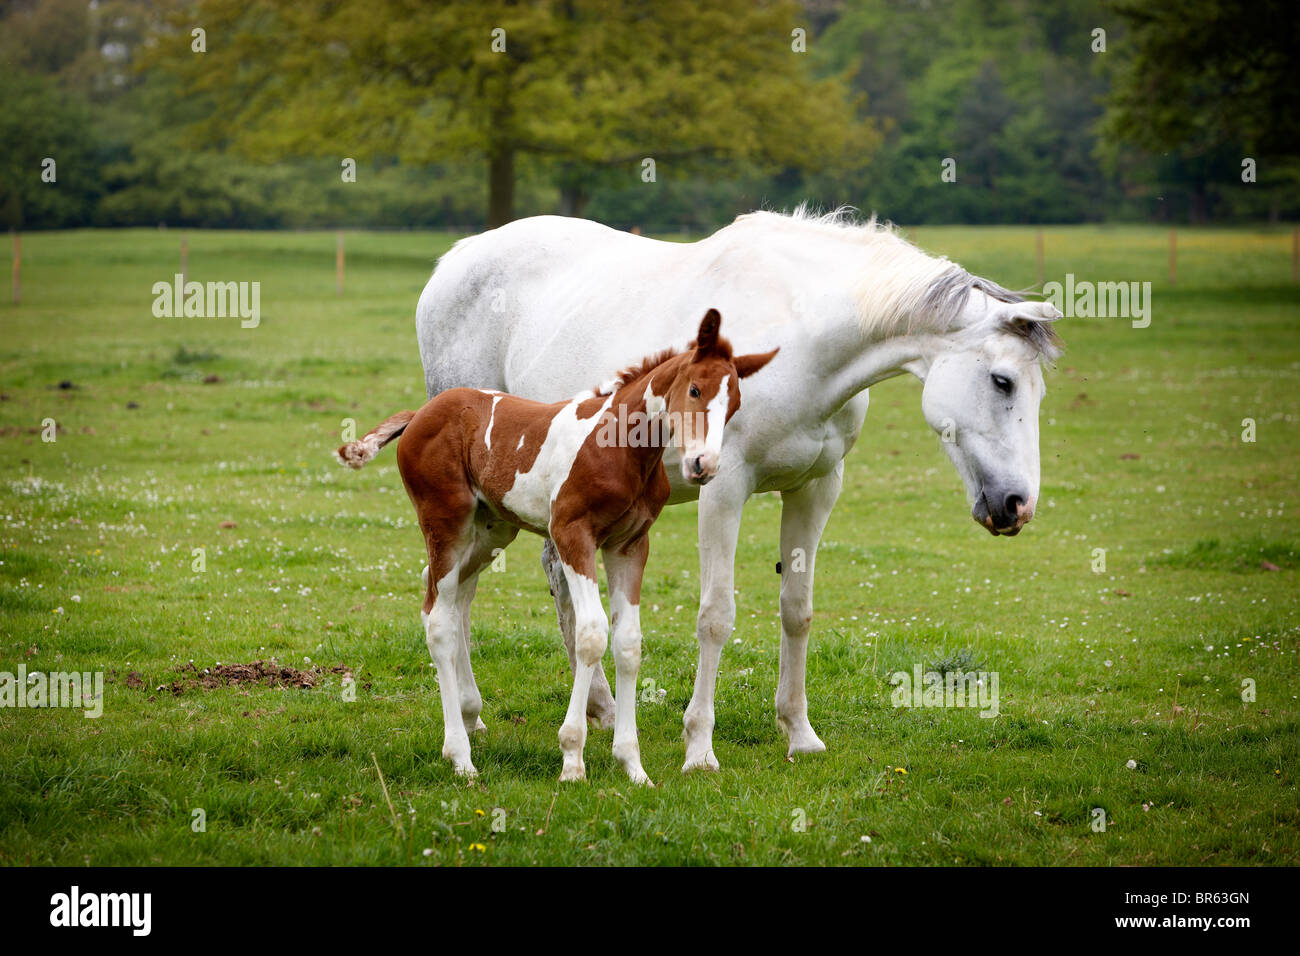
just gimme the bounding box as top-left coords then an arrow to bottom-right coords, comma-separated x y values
559,184 -> 588,218
487,149 -> 515,228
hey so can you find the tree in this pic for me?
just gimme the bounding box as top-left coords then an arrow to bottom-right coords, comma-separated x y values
144,0 -> 878,226
1104,0 -> 1300,159
0,72 -> 101,229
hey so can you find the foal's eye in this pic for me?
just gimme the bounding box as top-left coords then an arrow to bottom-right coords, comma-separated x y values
991,374 -> 1013,395
688,384 -> 701,398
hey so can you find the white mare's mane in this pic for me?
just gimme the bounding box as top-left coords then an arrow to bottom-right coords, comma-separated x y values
732,206 -> 1062,361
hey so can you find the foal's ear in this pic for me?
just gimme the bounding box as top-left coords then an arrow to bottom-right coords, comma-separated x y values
693,308 -> 722,354
733,347 -> 779,379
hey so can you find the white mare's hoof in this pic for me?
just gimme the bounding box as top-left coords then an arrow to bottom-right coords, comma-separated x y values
465,716 -> 487,735
682,750 -> 720,773
453,763 -> 478,780
559,764 -> 586,783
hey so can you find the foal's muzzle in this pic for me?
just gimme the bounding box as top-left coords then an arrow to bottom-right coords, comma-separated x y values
683,451 -> 718,485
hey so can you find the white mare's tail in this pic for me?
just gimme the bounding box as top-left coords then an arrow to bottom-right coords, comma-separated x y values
335,410 -> 416,469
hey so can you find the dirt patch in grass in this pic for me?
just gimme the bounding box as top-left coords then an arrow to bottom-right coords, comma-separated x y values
163,659 -> 354,695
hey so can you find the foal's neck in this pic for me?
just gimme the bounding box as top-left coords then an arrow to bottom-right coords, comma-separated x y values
605,353 -> 686,473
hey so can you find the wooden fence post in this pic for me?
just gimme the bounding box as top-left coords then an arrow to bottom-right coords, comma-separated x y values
181,235 -> 189,287
336,231 -> 345,296
1035,229 -> 1044,288
11,232 -> 19,306
1168,229 -> 1177,286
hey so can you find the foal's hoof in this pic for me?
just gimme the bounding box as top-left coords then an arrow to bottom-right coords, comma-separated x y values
782,722 -> 827,757
786,737 -> 827,757
627,768 -> 655,788
453,763 -> 478,780
682,750 -> 720,773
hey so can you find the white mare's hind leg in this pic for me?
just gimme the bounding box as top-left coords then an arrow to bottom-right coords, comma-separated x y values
553,547 -> 608,783
775,463 -> 843,757
604,539 -> 652,786
543,538 -> 616,729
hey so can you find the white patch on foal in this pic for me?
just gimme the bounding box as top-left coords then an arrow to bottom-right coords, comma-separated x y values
483,394 -> 503,451
501,394 -> 613,528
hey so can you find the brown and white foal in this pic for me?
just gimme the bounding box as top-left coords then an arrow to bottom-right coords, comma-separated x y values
337,310 -> 776,784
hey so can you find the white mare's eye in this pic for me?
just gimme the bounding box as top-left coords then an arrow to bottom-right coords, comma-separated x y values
991,373 -> 1013,395
689,384 -> 701,398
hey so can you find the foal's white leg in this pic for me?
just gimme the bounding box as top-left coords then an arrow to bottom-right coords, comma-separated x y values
604,540 -> 651,786
424,563 -> 475,777
455,572 -> 487,736
425,564 -> 487,734
555,559 -> 608,782
542,539 -> 616,729
776,463 -> 843,757
682,475 -> 750,772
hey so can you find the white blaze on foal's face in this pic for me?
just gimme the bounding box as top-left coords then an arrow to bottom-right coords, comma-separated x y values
658,308 -> 778,486
920,300 -> 1060,536
668,370 -> 736,485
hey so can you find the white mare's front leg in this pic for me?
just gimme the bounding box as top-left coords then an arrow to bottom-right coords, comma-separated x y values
682,473 -> 750,772
776,463 -> 843,757
555,552 -> 609,783
603,539 -> 652,786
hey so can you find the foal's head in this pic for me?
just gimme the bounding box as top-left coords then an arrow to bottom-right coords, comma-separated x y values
654,309 -> 778,485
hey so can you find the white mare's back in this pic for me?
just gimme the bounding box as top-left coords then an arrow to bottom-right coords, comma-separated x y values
417,215 -> 873,500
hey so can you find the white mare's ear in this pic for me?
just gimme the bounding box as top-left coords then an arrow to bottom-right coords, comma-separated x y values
1000,300 -> 1064,359
997,300 -> 1061,323
1024,300 -> 1063,321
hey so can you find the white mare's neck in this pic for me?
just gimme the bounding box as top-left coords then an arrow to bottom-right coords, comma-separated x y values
724,211 -> 974,420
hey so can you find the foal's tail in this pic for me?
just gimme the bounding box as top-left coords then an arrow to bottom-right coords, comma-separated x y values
335,410 -> 416,469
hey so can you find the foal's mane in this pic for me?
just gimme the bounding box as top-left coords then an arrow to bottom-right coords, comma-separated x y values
593,335 -> 735,397
733,205 -> 1062,362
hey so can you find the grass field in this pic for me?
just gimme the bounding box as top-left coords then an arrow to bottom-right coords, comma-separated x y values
1,224 -> 1297,866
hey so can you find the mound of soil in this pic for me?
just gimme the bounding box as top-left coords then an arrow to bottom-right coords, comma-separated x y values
164,659 -> 353,695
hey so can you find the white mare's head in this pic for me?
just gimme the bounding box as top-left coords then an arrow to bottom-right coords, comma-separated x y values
918,279 -> 1063,536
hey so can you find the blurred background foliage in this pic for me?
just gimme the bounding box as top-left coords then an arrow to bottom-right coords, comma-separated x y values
1,0 -> 1296,232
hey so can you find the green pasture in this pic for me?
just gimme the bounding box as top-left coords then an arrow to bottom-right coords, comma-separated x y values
0,224 -> 1296,865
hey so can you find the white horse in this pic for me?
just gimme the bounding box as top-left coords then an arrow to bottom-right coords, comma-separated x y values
416,208 -> 1062,772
